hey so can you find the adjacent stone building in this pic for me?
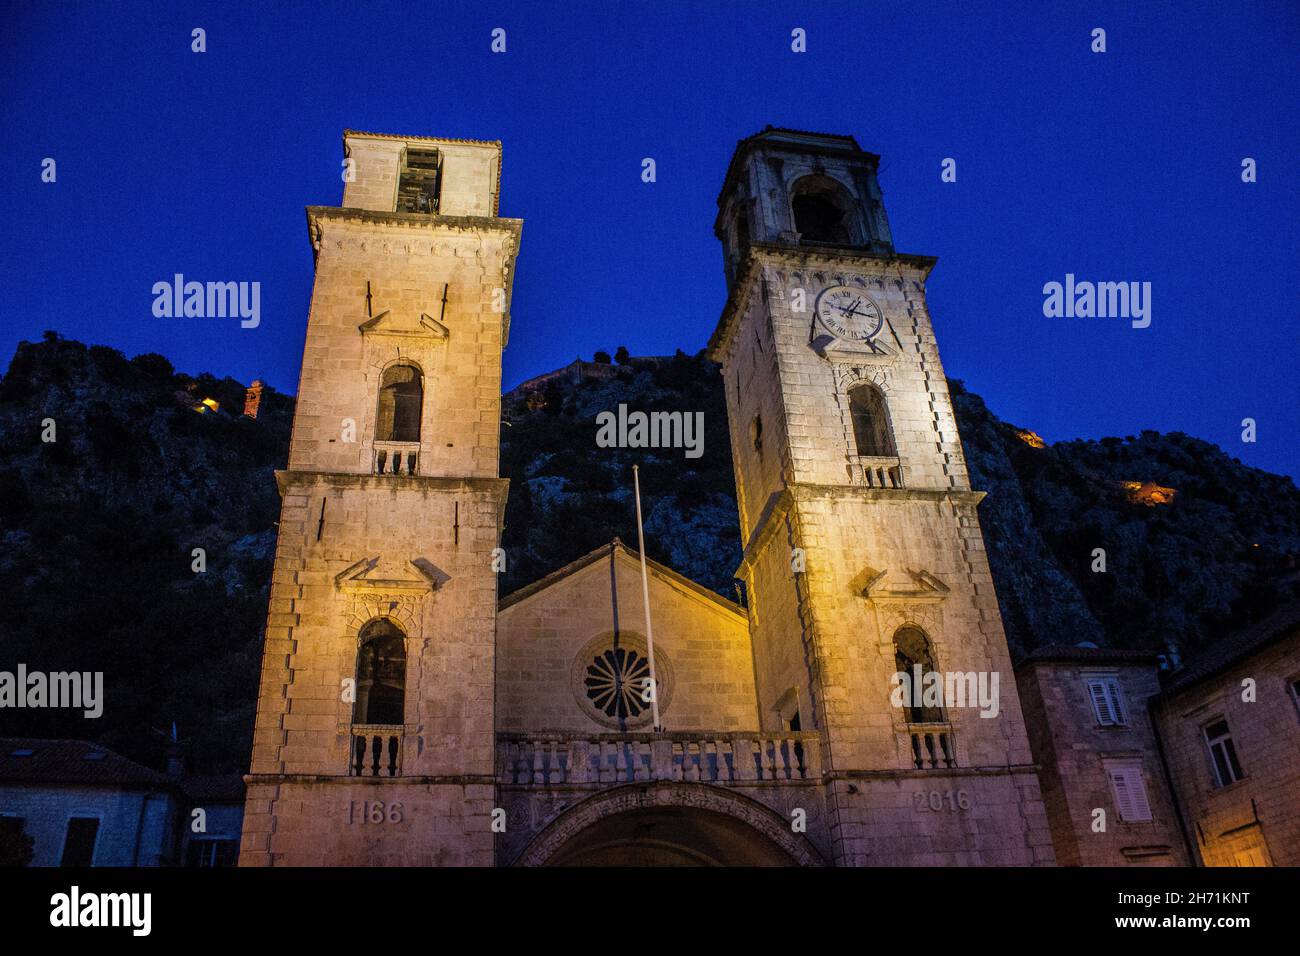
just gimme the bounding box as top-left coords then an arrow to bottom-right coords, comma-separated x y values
1017,605 -> 1300,867
1150,603 -> 1300,866
1016,648 -> 1190,866
0,738 -> 243,866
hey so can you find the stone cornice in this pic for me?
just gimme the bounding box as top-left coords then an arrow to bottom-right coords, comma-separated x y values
822,765 -> 1042,782
275,470 -> 509,498
343,129 -> 501,149
306,205 -> 521,241
245,773 -> 498,786
789,482 -> 984,505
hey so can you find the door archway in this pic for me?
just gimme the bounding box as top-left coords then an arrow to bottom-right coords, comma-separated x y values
513,783 -> 825,867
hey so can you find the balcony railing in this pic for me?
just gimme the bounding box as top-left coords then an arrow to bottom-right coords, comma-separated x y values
856,456 -> 903,489
350,725 -> 403,777
497,732 -> 821,786
373,441 -> 419,476
908,723 -> 957,770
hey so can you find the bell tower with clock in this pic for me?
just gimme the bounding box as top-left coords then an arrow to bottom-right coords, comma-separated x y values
708,127 -> 1055,866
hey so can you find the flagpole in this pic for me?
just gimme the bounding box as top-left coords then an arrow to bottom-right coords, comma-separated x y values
632,464 -> 662,731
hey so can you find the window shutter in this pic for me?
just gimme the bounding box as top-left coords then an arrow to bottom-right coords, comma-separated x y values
1104,679 -> 1127,725
1108,765 -> 1152,823
1088,680 -> 1115,726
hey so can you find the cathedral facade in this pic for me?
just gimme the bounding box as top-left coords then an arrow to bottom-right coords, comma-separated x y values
239,128 -> 1057,866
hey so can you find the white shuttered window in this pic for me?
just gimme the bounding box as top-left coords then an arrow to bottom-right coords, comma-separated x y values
1105,762 -> 1153,823
1086,677 -> 1127,727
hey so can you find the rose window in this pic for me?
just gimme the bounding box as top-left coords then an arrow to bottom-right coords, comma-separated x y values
583,647 -> 652,720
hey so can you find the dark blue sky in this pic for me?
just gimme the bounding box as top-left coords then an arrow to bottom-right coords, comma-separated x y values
3,2 -> 1296,477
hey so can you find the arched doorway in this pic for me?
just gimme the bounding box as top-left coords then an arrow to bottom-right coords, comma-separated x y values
514,783 -> 824,867
544,806 -> 794,866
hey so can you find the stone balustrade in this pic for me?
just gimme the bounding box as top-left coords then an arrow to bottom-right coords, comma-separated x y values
497,731 -> 822,786
856,455 -> 903,488
350,725 -> 403,777
373,441 -> 419,476
908,723 -> 957,769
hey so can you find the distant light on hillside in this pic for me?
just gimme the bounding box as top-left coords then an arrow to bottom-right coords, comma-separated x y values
1015,429 -> 1046,449
1122,480 -> 1177,506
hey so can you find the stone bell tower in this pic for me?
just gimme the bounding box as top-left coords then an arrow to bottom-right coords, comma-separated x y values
240,131 -> 521,866
708,127 -> 1054,865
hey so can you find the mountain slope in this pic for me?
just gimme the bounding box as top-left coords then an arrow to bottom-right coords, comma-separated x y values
0,333 -> 291,773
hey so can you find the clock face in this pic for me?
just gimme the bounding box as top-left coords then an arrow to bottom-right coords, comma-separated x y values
815,286 -> 884,342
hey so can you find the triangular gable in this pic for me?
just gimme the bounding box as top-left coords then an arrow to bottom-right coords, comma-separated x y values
335,555 -> 450,592
357,309 -> 449,339
850,565 -> 950,604
498,539 -> 745,622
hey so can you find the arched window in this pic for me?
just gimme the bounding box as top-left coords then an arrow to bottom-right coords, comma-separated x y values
727,208 -> 752,285
735,209 -> 750,255
376,364 -> 423,443
848,385 -> 894,457
894,625 -> 944,724
353,619 -> 406,726
790,175 -> 857,245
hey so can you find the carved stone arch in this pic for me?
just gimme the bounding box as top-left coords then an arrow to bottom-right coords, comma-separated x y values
783,167 -> 859,201
513,782 -> 827,867
834,364 -> 891,394
374,354 -> 426,377
346,594 -> 420,639
834,365 -> 864,388
876,612 -> 948,690
874,605 -> 946,659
